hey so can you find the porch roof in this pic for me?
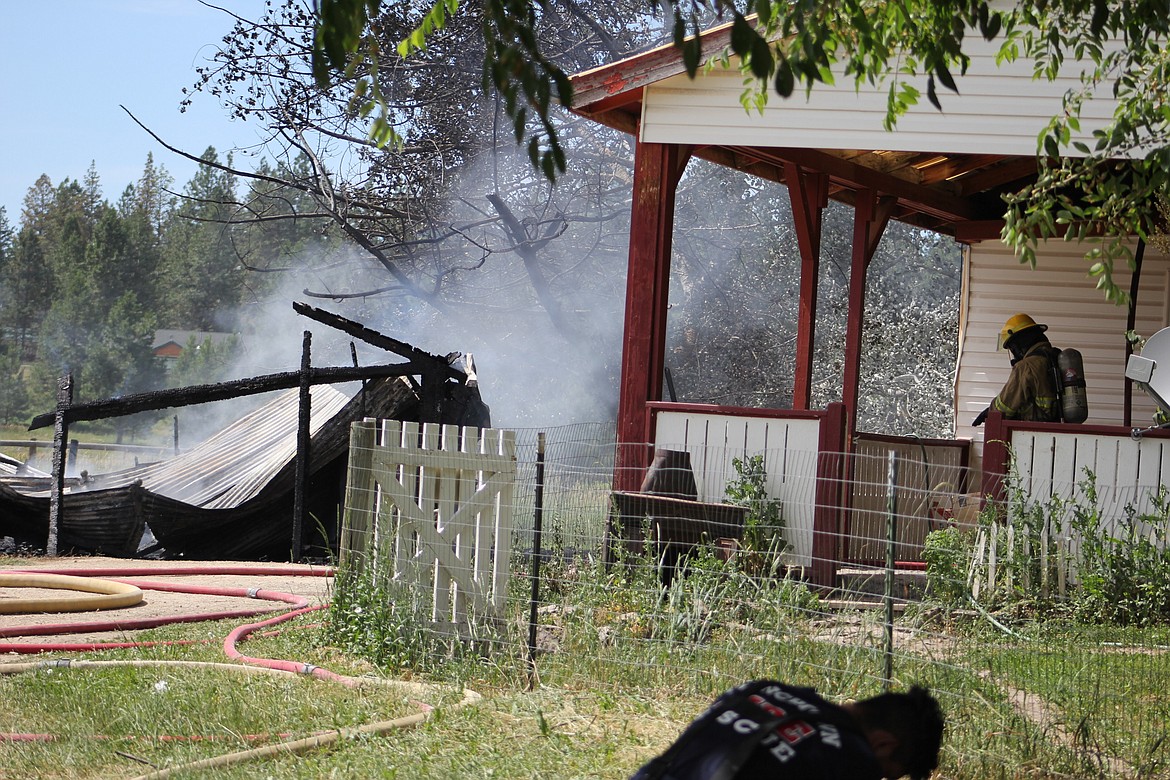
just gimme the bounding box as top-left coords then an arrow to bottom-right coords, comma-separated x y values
568,25 -> 1117,238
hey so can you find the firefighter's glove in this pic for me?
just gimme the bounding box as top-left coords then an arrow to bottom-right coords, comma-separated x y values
972,408 -> 990,427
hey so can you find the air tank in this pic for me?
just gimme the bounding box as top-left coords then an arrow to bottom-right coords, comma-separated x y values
1057,348 -> 1088,424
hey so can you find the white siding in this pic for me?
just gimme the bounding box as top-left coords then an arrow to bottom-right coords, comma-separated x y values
956,240 -> 1170,455
640,35 -> 1118,157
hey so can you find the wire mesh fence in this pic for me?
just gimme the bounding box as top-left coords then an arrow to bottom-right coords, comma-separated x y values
332,422 -> 1170,780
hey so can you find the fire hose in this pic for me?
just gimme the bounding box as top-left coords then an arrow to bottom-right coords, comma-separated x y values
0,565 -> 481,776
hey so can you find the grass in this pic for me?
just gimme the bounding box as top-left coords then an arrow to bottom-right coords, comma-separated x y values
2,549 -> 1170,778
0,422 -> 177,474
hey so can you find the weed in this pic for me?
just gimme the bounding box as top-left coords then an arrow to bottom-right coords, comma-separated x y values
724,455 -> 787,575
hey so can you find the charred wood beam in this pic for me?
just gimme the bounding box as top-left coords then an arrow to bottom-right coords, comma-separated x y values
292,302 -> 465,382
292,331 -> 312,563
28,364 -> 427,430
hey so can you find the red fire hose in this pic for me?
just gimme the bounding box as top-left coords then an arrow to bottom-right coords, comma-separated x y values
0,563 -> 482,778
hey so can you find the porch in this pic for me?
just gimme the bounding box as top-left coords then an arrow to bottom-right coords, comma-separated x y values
621,402 -> 1170,587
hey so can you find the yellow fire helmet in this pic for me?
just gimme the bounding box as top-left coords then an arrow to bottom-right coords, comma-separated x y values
998,313 -> 1047,350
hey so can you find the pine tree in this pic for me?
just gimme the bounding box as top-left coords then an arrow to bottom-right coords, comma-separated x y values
159,147 -> 243,330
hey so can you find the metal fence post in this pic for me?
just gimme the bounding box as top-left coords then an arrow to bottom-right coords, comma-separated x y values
526,432 -> 547,691
884,450 -> 899,689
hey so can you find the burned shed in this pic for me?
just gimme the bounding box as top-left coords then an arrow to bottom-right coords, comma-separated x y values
0,306 -> 490,560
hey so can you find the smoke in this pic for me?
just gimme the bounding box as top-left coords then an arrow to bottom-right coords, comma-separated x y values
199,139 -> 632,433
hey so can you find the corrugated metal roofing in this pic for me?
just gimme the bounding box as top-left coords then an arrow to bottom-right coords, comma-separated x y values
84,384 -> 353,508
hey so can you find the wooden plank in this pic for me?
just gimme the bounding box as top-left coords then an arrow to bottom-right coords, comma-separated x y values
654,412 -> 690,450
1050,433 -> 1078,500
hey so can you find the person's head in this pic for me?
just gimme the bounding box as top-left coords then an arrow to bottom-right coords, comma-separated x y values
846,686 -> 944,780
998,313 -> 1049,358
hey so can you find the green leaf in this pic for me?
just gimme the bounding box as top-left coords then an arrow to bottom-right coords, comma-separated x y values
682,38 -> 700,76
754,0 -> 772,27
749,36 -> 774,81
926,75 -> 941,110
934,62 -> 958,93
730,14 -> 753,57
984,12 -> 1001,40
774,57 -> 795,98
1090,0 -> 1109,36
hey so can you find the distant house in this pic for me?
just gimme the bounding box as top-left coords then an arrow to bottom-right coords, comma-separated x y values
152,330 -> 237,367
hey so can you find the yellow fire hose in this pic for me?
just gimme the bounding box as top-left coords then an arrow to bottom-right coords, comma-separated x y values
0,572 -> 143,614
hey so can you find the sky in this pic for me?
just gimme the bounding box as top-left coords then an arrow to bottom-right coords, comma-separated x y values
1,0 -> 271,223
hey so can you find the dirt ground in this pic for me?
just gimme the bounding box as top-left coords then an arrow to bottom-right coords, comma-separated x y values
0,557 -> 333,648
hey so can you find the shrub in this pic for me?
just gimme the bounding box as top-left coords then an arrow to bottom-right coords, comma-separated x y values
922,526 -> 970,605
724,455 -> 787,573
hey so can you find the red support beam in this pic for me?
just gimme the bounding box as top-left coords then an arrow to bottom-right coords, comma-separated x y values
812,402 -> 847,587
785,163 -> 829,410
980,410 -> 1009,508
614,141 -> 691,491
841,189 -> 896,438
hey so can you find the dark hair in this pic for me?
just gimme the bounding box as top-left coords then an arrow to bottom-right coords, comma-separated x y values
852,686 -> 944,780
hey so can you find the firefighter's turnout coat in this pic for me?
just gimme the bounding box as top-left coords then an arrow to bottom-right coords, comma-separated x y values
992,342 -> 1061,422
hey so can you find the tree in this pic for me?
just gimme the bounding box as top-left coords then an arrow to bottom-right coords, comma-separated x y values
175,0 -> 657,334
312,0 -> 1170,301
169,333 -> 240,388
36,199 -> 163,410
157,148 -> 244,330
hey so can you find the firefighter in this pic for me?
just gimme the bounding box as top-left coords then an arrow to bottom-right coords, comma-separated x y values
629,680 -> 944,780
972,313 -> 1061,426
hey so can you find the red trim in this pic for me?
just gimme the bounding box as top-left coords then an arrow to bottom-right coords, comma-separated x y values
812,402 -> 847,587
614,142 -> 691,491
569,24 -> 734,113
1000,419 -> 1170,438
647,401 -> 825,421
953,220 -> 1007,243
841,191 -> 894,438
980,411 -> 1009,507
785,163 -> 828,410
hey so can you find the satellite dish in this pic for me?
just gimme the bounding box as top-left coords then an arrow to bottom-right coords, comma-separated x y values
1126,326 -> 1170,413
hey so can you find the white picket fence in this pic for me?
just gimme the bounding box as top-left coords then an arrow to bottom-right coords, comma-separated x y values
340,419 -> 517,638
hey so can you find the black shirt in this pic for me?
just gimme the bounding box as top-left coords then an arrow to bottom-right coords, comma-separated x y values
631,681 -> 884,780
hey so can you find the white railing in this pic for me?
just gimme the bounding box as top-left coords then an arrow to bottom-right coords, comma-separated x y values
651,407 -> 823,566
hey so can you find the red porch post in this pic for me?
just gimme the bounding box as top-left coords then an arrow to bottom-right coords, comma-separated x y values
980,410 -> 1009,507
785,163 -> 829,410
841,189 -> 896,436
812,401 -> 848,587
614,141 -> 691,491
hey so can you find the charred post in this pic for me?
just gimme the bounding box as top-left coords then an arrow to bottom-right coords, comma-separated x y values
47,373 -> 73,557
292,331 -> 312,562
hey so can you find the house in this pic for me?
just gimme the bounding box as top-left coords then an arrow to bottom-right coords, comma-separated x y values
152,330 -> 237,368
568,24 -> 1170,584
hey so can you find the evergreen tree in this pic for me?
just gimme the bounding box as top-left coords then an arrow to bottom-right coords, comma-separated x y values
159,147 -> 243,330
116,154 -> 175,312
0,228 -> 54,362
170,333 -> 239,388
38,202 -> 163,407
0,348 -> 30,424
